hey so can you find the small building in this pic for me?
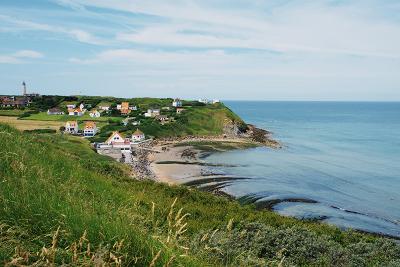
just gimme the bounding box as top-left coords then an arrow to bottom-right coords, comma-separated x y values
65,121 -> 78,134
144,108 -> 160,117
105,131 -> 131,151
156,115 -> 169,122
176,107 -> 185,114
65,103 -> 76,109
118,102 -> 131,115
89,109 -> 101,118
132,121 -> 140,126
129,106 -> 137,110
83,121 -> 98,137
79,103 -> 85,110
69,108 -> 83,116
198,98 -> 211,104
47,108 -> 64,115
172,98 -> 182,107
97,102 -> 111,111
213,99 -> 220,104
131,129 -> 145,143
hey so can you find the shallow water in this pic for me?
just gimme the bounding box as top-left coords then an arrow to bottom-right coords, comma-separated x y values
204,101 -> 400,237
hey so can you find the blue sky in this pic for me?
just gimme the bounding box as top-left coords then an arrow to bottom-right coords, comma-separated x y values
0,0 -> 399,100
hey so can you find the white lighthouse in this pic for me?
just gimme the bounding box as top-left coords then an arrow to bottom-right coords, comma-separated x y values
22,81 -> 27,95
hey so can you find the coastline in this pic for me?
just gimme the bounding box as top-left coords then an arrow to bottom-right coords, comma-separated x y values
146,132 -> 279,186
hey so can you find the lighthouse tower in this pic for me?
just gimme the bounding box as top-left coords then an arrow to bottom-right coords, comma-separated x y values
22,81 -> 27,95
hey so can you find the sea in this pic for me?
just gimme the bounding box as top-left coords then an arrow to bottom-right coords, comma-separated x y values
204,101 -> 400,237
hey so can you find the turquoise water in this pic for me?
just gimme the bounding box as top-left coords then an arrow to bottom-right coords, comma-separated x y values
205,101 -> 400,237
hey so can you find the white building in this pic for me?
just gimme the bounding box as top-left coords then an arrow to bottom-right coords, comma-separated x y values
47,108 -> 64,115
66,103 -> 76,109
212,99 -> 220,104
172,98 -> 182,107
131,129 -> 145,143
68,108 -> 83,116
144,108 -> 160,117
198,99 -> 211,104
89,109 -> 101,118
65,121 -> 78,134
83,121 -> 98,137
103,131 -> 131,151
97,103 -> 111,111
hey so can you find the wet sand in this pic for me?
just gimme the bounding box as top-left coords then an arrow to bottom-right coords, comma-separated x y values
148,144 -> 204,184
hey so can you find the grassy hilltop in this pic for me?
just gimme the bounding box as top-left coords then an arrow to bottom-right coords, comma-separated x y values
1,123 -> 400,266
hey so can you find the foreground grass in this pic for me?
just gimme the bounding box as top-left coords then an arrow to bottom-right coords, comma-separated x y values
1,123 -> 400,266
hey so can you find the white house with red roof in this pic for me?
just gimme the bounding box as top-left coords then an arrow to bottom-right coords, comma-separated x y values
83,121 -> 98,137
104,131 -> 131,151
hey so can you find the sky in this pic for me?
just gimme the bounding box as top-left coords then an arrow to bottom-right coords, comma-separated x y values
0,0 -> 399,100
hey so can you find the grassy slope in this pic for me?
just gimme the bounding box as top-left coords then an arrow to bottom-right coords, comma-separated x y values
1,124 -> 400,266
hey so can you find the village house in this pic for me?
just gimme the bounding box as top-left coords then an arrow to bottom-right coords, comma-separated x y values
129,106 -> 137,111
198,98 -> 210,104
144,108 -> 160,117
104,131 -> 131,151
65,121 -> 78,134
97,102 -> 111,111
47,107 -> 64,115
65,103 -> 76,109
176,107 -> 185,114
83,121 -> 98,137
68,108 -> 83,116
121,102 -> 130,115
172,98 -> 182,107
131,129 -> 145,143
79,103 -> 85,110
89,109 -> 101,118
213,99 -> 220,104
156,115 -> 169,123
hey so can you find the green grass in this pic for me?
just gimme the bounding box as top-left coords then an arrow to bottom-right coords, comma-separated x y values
1,123 -> 400,266
0,109 -> 29,116
22,111 -> 121,122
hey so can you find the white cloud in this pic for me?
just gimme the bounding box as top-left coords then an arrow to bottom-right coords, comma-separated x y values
0,15 -> 104,45
13,50 -> 44,59
61,0 -> 400,58
0,50 -> 44,64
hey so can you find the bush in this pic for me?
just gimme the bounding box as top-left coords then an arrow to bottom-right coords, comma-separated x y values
23,129 -> 57,134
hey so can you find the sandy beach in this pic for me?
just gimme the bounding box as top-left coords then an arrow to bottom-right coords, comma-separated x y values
147,136 -> 272,185
148,144 -> 204,185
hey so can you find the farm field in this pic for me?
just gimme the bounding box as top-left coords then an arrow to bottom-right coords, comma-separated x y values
0,116 -> 64,131
0,109 -> 29,116
21,111 -> 121,122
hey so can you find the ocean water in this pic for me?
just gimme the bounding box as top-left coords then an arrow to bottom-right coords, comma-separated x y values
205,101 -> 400,237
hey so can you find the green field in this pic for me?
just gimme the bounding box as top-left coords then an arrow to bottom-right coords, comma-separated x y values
22,111 -> 121,122
0,109 -> 29,116
1,123 -> 399,266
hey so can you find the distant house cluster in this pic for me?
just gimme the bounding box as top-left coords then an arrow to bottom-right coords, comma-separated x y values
0,96 -> 31,108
